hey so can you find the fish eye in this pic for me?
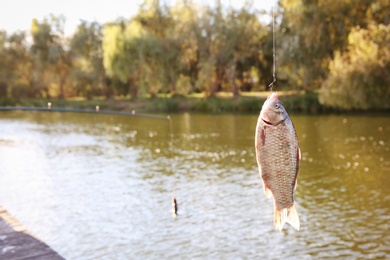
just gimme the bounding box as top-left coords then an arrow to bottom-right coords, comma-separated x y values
274,103 -> 280,109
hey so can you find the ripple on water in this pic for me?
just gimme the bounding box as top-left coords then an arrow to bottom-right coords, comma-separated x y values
0,113 -> 389,259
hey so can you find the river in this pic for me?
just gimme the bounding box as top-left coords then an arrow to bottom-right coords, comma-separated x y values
0,111 -> 389,259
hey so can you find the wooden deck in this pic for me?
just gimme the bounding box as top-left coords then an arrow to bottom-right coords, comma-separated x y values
0,207 -> 64,260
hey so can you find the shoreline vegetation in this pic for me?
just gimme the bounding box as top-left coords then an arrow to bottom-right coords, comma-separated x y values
0,91 -> 387,114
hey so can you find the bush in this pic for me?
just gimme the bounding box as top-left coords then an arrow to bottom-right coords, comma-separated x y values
0,97 -> 16,106
282,93 -> 322,113
145,97 -> 179,112
319,23 -> 390,110
237,98 -> 263,113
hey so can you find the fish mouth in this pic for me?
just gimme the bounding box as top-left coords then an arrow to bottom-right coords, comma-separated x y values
262,118 -> 274,126
262,117 -> 287,126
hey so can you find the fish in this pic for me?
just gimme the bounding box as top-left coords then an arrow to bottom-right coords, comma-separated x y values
255,92 -> 301,231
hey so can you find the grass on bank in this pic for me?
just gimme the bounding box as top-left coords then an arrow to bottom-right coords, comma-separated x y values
0,91 -> 324,114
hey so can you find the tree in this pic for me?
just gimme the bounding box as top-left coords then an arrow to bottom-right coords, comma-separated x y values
0,31 -> 34,99
103,20 -> 147,98
278,0 -> 373,91
135,0 -> 181,96
319,23 -> 390,110
0,31 -> 9,97
193,1 -> 228,96
30,17 -> 53,97
170,0 -> 200,94
103,1 -> 183,98
225,4 -> 270,94
71,21 -> 108,98
30,14 -> 71,98
193,1 -> 269,96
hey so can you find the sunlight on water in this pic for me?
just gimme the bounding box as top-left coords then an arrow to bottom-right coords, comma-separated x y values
0,112 -> 389,259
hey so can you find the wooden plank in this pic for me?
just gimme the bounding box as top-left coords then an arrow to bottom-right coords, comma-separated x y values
0,219 -> 15,234
0,231 -> 63,259
0,207 -> 64,260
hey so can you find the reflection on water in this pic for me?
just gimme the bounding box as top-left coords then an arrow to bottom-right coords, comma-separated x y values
0,112 -> 389,259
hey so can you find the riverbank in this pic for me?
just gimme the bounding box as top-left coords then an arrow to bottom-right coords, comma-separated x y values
4,91 -> 388,114
0,91 -> 328,114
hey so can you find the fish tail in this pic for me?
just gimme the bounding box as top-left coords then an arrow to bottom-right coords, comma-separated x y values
274,203 -> 300,231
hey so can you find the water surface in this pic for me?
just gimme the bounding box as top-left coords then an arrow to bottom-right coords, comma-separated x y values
0,111 -> 389,259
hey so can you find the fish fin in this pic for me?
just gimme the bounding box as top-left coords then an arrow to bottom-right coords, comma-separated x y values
257,163 -> 263,177
294,178 -> 298,191
274,203 -> 300,231
260,170 -> 273,198
263,183 -> 273,198
298,147 -> 301,161
255,124 -> 265,151
255,124 -> 265,176
294,147 -> 300,192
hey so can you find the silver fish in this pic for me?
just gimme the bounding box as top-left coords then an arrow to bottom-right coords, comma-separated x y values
255,92 -> 301,231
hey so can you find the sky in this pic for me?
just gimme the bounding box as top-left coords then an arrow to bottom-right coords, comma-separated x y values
0,0 -> 276,35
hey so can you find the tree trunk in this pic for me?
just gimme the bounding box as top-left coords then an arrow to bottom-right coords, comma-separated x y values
58,76 -> 65,99
128,78 -> 138,99
210,67 -> 223,96
104,77 -> 112,99
229,66 -> 239,98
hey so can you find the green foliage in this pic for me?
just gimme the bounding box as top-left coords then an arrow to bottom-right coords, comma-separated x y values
30,14 -> 71,98
279,0 -> 374,90
71,21 -> 108,98
193,96 -> 261,113
192,2 -> 269,95
0,0 -> 388,111
0,31 -> 34,99
282,92 -> 322,113
175,74 -> 192,95
144,96 -> 180,112
319,23 -> 390,110
0,97 -> 16,106
237,98 -> 263,113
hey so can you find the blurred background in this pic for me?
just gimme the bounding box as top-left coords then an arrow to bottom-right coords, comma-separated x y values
0,0 -> 389,111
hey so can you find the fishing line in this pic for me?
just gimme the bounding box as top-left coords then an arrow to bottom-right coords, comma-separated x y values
268,7 -> 276,92
0,105 -> 169,120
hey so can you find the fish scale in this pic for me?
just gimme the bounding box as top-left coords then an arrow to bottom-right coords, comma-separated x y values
262,120 -> 297,209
